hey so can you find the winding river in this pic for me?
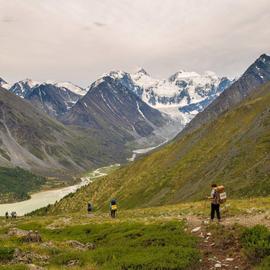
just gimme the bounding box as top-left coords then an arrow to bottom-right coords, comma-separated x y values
0,167 -> 109,216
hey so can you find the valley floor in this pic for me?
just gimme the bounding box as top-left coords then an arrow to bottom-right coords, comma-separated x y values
0,198 -> 270,270
0,165 -> 119,216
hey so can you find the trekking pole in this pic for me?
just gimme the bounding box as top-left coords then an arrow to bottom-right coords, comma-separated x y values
204,196 -> 209,218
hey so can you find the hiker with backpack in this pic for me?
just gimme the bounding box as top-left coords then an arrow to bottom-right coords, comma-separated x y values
87,202 -> 93,214
110,199 -> 117,218
208,184 -> 226,222
11,211 -> 17,219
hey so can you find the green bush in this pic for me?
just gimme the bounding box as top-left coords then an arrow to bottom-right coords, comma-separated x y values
241,225 -> 270,263
0,247 -> 15,262
0,167 -> 46,203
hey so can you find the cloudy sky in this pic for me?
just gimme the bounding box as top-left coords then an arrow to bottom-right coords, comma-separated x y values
0,0 -> 269,87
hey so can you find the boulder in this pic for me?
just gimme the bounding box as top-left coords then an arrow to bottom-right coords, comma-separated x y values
191,227 -> 201,233
8,228 -> 29,237
23,231 -> 42,243
66,240 -> 96,250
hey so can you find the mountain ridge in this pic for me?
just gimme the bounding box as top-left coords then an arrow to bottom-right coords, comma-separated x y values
180,53 -> 270,136
5,67 -> 233,126
0,86 -> 130,176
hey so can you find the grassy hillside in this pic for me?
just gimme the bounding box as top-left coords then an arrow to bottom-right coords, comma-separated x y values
0,216 -> 200,270
49,82 -> 270,213
0,167 -> 46,203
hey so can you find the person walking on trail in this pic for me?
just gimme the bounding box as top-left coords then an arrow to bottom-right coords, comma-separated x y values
110,199 -> 117,218
5,211 -> 9,219
87,202 -> 93,214
209,184 -> 221,222
11,211 -> 17,219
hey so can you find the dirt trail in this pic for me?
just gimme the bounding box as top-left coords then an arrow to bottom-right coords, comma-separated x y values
186,211 -> 270,228
186,212 -> 270,270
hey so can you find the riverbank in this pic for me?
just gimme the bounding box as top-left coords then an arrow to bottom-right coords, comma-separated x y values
0,165 -> 119,216
127,138 -> 169,161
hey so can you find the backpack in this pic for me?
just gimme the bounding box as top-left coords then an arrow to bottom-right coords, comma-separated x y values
111,204 -> 117,211
87,203 -> 92,211
216,185 -> 227,204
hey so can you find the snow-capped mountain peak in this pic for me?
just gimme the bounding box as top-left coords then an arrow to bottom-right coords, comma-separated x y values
258,53 -> 270,63
103,70 -> 127,80
0,77 -> 11,90
169,70 -> 200,80
131,69 -> 159,89
204,70 -> 218,78
9,79 -> 40,98
23,78 -> 40,88
9,79 -> 87,98
135,67 -> 149,76
54,82 -> 86,96
129,68 -> 232,123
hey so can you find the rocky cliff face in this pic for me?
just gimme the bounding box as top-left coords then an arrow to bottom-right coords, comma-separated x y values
25,84 -> 80,118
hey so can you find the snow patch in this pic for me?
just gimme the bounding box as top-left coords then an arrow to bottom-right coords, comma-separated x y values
55,82 -> 86,96
136,101 -> 146,120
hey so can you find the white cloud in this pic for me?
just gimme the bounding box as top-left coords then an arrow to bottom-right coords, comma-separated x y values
0,0 -> 269,86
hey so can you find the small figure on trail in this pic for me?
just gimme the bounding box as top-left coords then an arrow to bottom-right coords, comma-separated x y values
87,202 -> 93,214
11,211 -> 17,219
5,211 -> 9,219
110,199 -> 117,218
209,184 -> 221,222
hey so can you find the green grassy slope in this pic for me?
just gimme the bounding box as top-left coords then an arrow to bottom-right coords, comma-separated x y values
49,82 -> 270,213
0,216 -> 200,270
0,167 -> 46,203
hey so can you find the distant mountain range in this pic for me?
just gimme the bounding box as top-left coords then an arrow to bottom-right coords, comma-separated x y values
45,53 -> 270,213
3,68 -> 232,126
0,76 -> 175,175
0,67 -> 233,160
0,61 -> 238,177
